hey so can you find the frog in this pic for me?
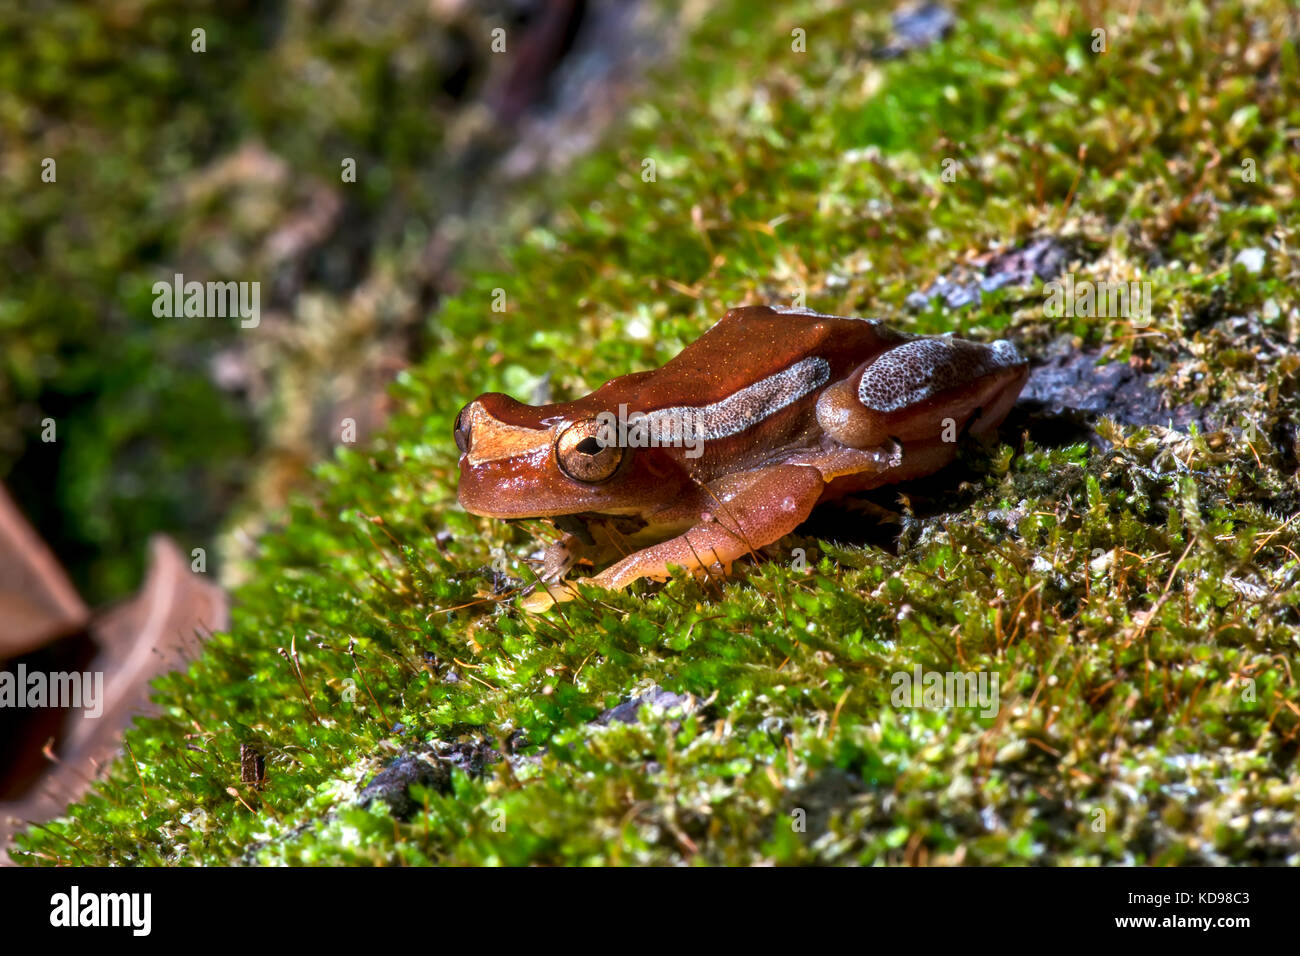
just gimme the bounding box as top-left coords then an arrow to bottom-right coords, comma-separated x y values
453,305 -> 1030,610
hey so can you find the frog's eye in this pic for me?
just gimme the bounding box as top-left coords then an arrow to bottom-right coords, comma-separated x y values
555,419 -> 624,483
453,404 -> 472,454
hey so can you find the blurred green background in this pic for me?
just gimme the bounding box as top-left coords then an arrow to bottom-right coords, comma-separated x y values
0,0 -> 594,601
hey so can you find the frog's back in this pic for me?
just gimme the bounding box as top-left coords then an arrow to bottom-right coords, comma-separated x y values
588,305 -> 909,413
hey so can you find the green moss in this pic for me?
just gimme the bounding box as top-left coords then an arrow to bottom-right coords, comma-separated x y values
14,0 -> 1300,865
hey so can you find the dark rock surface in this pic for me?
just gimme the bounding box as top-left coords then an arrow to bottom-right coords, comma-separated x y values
595,686 -> 698,726
876,3 -> 956,59
357,752 -> 453,821
906,237 -> 1074,311
1021,344 -> 1205,432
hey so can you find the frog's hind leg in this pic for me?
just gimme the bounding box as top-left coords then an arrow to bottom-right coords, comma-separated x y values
815,337 -> 1028,449
582,463 -> 827,595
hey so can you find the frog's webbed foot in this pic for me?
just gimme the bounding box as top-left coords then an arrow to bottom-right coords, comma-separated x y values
541,533 -> 584,583
521,582 -> 567,613
526,518 -> 651,611
520,533 -> 586,612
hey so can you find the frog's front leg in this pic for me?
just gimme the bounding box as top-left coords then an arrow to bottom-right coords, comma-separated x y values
527,464 -> 826,609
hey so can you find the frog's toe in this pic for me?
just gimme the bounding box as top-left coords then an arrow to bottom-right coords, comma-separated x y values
521,579 -> 583,613
541,535 -> 583,582
521,588 -> 558,613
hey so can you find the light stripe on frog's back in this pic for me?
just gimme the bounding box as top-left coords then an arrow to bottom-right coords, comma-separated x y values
646,356 -> 830,442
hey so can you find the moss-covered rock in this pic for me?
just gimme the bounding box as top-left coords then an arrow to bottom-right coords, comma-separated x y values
13,0 -> 1300,865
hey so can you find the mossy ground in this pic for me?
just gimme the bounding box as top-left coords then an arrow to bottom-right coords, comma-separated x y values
14,0 -> 1300,865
